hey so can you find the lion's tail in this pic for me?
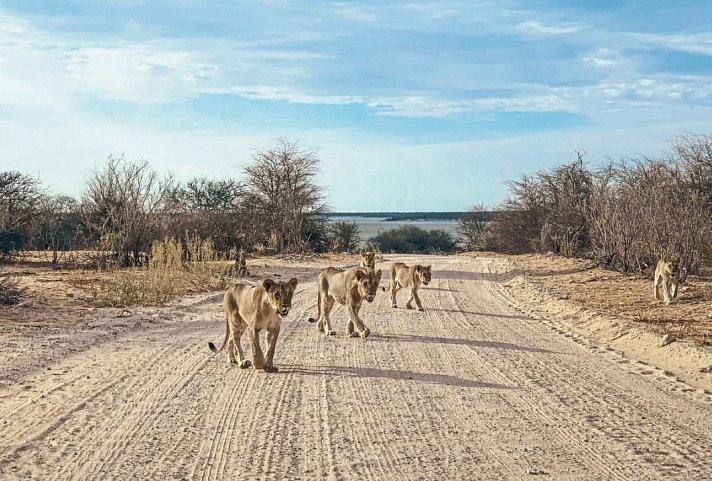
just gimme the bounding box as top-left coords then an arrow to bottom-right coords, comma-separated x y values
208,315 -> 230,353
307,288 -> 320,323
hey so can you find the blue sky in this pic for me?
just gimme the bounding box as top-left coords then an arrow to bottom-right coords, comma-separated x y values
1,1 -> 711,211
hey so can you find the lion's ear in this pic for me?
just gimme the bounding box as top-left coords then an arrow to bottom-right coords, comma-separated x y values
354,269 -> 365,281
262,279 -> 276,291
416,265 -> 422,273
375,269 -> 382,281
288,277 -> 298,290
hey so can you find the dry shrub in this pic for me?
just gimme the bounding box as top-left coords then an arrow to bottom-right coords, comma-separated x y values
88,237 -> 231,307
0,273 -> 23,305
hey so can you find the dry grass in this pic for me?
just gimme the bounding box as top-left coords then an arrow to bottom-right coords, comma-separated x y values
86,238 -> 232,307
506,253 -> 712,346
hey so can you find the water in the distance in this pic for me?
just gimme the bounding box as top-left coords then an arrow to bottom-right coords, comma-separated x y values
328,215 -> 459,241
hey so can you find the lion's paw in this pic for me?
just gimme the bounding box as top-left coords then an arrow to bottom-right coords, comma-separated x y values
239,359 -> 252,369
361,328 -> 371,339
264,365 -> 279,373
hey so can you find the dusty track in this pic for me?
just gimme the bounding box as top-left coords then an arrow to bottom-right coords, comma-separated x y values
1,255 -> 711,480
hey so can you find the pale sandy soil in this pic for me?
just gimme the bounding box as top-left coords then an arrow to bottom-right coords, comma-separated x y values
1,254 -> 712,480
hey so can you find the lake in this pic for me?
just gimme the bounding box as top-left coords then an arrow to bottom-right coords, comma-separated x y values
328,215 -> 459,241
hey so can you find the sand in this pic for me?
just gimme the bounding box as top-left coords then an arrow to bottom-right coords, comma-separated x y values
1,254 -> 711,480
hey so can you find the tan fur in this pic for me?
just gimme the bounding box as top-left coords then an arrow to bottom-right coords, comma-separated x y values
653,258 -> 680,305
360,251 -> 376,271
388,262 -> 432,311
307,267 -> 382,338
208,277 -> 298,372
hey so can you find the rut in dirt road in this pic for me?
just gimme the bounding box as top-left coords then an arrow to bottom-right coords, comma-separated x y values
0,255 -> 711,480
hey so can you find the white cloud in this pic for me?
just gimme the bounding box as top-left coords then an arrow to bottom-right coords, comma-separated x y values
516,20 -> 583,36
367,93 -> 573,117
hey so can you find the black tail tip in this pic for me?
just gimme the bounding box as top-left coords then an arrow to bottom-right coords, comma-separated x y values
208,341 -> 217,352
307,317 -> 317,323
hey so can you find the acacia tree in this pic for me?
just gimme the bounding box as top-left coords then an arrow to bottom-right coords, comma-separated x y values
82,155 -> 174,266
329,220 -> 361,252
32,195 -> 84,264
457,203 -> 491,251
241,140 -> 327,253
0,171 -> 44,255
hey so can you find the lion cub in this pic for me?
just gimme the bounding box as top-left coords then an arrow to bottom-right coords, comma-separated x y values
308,267 -> 382,338
360,251 -> 376,270
388,262 -> 431,311
208,278 -> 298,372
653,258 -> 680,305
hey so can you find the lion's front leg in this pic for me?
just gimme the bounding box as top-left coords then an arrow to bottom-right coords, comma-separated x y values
347,298 -> 370,338
248,327 -> 265,370
264,328 -> 280,373
412,288 -> 424,311
405,288 -> 415,309
653,276 -> 661,300
663,280 -> 673,305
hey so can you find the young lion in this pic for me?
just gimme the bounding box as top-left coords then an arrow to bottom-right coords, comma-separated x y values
653,258 -> 680,305
307,267 -> 382,338
388,262 -> 431,311
208,277 -> 298,372
360,251 -> 376,271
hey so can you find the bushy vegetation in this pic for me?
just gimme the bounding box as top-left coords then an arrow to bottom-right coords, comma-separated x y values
0,139 -> 331,267
483,135 -> 712,277
0,272 -> 23,305
372,225 -> 456,254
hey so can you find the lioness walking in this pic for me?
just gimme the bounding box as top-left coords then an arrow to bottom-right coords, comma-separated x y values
208,278 -> 298,372
308,267 -> 382,338
388,262 -> 431,311
360,251 -> 376,270
653,258 -> 680,305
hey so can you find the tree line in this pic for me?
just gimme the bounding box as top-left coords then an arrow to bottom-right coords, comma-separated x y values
1,140 -> 340,266
459,133 -> 712,277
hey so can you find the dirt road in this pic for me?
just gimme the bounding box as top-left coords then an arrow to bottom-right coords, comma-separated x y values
1,255 -> 711,480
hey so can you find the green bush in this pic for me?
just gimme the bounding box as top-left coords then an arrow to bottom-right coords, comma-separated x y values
372,225 -> 456,254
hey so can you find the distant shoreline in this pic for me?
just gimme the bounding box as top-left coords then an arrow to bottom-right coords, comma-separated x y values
326,212 -> 466,221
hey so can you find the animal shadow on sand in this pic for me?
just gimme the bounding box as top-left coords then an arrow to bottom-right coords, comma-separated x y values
284,364 -> 514,390
370,333 -> 558,355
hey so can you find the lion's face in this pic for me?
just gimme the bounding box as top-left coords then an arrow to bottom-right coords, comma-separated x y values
263,278 -> 299,318
361,252 -> 375,268
417,265 -> 432,285
355,268 -> 382,302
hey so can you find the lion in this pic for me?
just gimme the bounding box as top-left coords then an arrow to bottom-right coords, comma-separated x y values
208,277 -> 298,372
653,258 -> 680,305
360,251 -> 376,270
387,262 -> 431,311
307,267 -> 382,338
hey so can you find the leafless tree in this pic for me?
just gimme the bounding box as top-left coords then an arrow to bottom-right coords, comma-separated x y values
82,155 -> 174,266
241,139 -> 327,253
457,203 -> 491,251
166,177 -> 243,256
0,171 -> 44,256
33,195 -> 84,264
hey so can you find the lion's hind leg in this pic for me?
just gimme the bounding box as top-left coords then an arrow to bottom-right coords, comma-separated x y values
319,295 -> 337,336
231,318 -> 251,369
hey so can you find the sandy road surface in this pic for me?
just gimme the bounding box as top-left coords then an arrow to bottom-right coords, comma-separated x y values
1,255 -> 711,480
